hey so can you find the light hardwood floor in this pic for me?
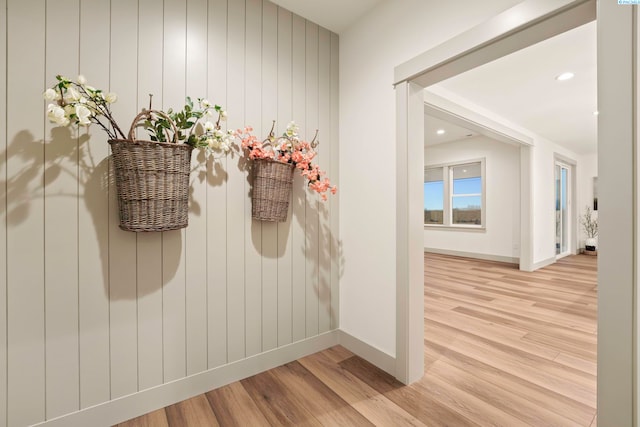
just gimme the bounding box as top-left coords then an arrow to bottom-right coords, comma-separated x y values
117,253 -> 597,426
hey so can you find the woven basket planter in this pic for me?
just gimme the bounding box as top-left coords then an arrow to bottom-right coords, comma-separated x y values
251,159 -> 295,222
109,110 -> 193,232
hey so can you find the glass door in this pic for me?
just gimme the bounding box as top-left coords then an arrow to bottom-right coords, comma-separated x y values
555,162 -> 571,257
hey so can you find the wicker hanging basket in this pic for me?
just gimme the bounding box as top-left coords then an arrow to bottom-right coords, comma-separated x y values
251,159 -> 295,222
108,110 -> 193,232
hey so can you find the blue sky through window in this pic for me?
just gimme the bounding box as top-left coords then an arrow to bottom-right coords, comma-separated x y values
424,181 -> 443,210
453,177 -> 481,194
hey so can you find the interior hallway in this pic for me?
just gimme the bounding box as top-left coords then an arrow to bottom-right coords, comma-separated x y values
117,253 -> 597,426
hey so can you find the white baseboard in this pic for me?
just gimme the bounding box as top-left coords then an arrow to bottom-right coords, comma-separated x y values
424,247 -> 519,265
532,256 -> 556,271
338,330 -> 396,377
34,331 -> 339,427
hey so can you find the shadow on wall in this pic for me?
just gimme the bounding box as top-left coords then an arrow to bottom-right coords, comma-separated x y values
242,154 -> 292,259
1,127 -> 226,301
189,146 -> 229,216
244,156 -> 344,327
293,186 -> 344,328
2,127 -> 342,311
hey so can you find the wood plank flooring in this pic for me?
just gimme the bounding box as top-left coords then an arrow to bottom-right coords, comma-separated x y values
117,253 -> 597,426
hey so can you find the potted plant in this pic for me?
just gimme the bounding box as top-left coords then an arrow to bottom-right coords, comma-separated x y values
238,121 -> 336,221
44,75 -> 232,231
580,205 -> 598,255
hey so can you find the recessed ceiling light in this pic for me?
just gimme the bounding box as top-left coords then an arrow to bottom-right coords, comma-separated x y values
436,129 -> 445,135
556,72 -> 575,81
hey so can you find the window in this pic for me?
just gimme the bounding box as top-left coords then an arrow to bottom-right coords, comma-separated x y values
424,160 -> 485,228
424,167 -> 444,224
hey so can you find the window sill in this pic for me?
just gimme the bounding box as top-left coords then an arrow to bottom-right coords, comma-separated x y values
424,224 -> 486,232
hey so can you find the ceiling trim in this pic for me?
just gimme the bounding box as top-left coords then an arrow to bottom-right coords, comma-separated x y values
394,0 -> 596,87
424,91 -> 533,147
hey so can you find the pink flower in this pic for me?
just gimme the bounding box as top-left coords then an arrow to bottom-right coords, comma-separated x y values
291,151 -> 303,163
295,161 -> 309,171
241,122 -> 336,201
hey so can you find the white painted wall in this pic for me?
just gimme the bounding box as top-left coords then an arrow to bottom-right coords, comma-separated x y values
530,135 -> 584,264
577,152 -> 598,248
427,85 -> 592,266
0,1 -> 339,425
339,0 -> 525,357
423,136 -> 520,261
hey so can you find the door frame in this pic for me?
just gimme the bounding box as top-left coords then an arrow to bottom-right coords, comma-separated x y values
394,0 -> 636,424
424,90 -> 533,270
554,154 -> 578,258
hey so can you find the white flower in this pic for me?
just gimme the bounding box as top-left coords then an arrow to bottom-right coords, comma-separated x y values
47,104 -> 69,126
43,88 -> 60,101
64,104 -> 75,117
220,110 -> 227,121
105,92 -> 117,103
75,104 -> 92,125
46,103 -> 58,114
77,75 -> 87,85
85,99 -> 98,112
200,99 -> 211,108
286,121 -> 298,137
214,129 -> 224,138
204,121 -> 215,132
206,137 -> 217,149
66,86 -> 82,102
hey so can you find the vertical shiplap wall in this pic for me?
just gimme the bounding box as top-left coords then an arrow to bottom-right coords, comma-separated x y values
1,0 -> 339,425
0,0 -> 6,424
78,0 -> 111,410
7,1 -> 46,425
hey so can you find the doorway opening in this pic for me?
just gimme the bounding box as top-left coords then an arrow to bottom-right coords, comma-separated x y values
555,160 -> 573,258
395,0 -> 638,425
396,1 -> 634,424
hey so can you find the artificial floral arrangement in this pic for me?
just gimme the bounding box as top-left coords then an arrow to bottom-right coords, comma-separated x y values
238,120 -> 336,201
44,75 -> 233,158
43,74 -> 233,231
144,95 -> 234,157
43,75 -> 336,226
44,75 -> 124,139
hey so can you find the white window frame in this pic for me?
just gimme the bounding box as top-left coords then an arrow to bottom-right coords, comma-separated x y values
424,158 -> 486,230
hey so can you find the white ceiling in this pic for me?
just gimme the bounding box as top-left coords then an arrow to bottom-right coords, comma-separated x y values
434,21 -> 597,155
280,2 -> 597,155
268,0 -> 383,34
424,115 -> 478,146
